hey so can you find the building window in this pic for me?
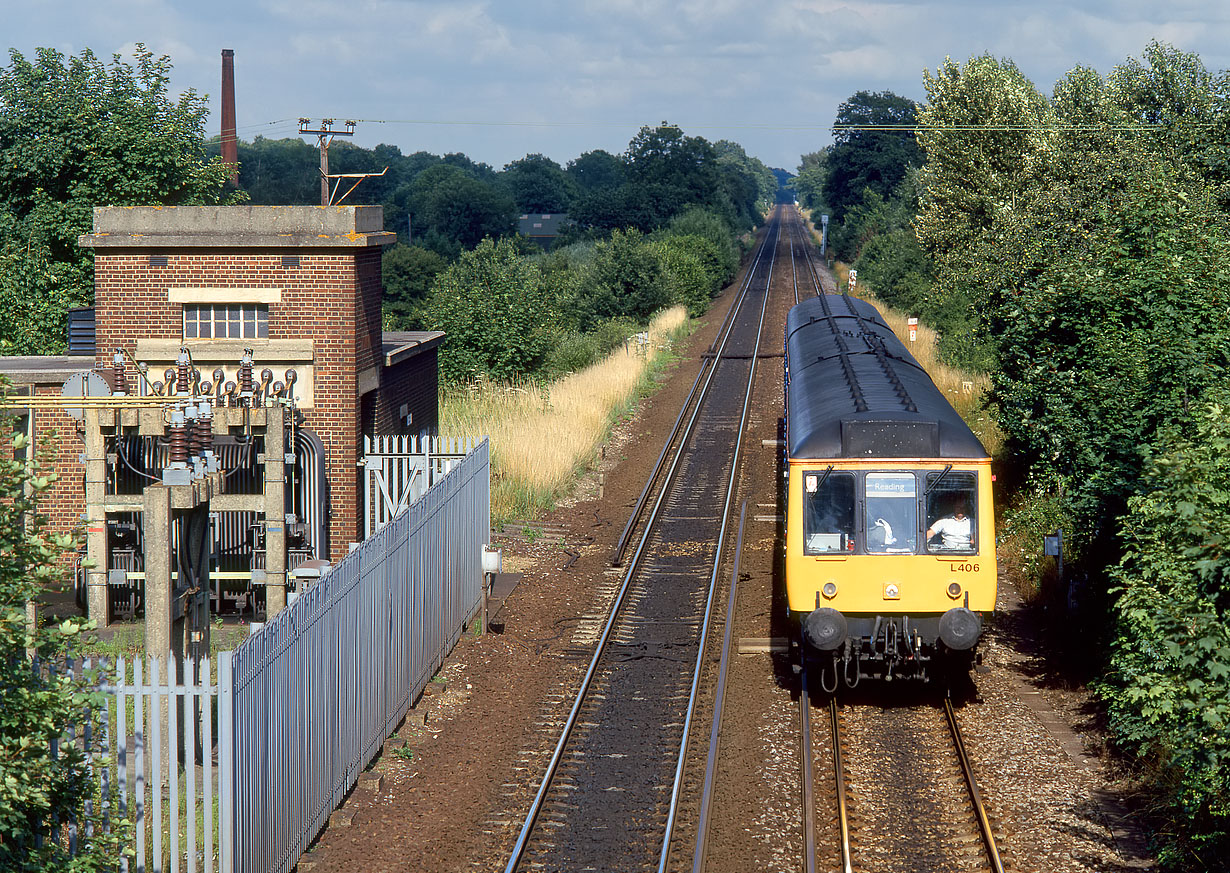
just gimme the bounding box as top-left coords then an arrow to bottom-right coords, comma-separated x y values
183,304 -> 269,339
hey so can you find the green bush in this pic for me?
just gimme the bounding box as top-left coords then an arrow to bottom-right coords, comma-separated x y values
1102,394 -> 1230,868
426,238 -> 562,382
654,239 -> 711,317
575,229 -> 670,329
0,393 -> 131,871
664,207 -> 739,282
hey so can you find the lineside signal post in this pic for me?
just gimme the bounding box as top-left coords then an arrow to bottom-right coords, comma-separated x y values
908,317 -> 918,343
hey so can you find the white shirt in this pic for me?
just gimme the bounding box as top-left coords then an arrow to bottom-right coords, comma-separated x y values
930,515 -> 972,549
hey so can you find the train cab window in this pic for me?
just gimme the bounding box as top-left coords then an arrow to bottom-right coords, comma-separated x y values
865,473 -> 918,554
803,471 -> 854,554
925,472 -> 977,553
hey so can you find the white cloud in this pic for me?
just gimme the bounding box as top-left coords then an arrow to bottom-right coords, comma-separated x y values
6,0 -> 1230,170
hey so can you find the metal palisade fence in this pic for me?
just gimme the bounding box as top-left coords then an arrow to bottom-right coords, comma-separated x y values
69,437 -> 489,873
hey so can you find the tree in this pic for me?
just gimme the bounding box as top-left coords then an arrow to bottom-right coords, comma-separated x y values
566,149 -> 626,193
233,136 -> 319,205
0,392 -> 126,870
1105,394 -> 1230,867
0,45 -> 236,353
425,238 -> 561,381
823,91 -> 922,220
501,154 -> 577,214
576,228 -> 670,328
382,244 -> 447,330
408,163 -> 515,252
914,54 -> 1053,367
793,150 -> 829,212
623,122 -> 728,228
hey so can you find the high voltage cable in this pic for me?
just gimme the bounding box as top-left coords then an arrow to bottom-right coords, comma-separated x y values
834,123 -> 1219,131
211,117 -> 1218,140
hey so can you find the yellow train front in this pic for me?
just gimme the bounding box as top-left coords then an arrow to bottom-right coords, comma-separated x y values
784,295 -> 996,687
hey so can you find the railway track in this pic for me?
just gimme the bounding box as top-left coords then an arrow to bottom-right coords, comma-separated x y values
502,207 -> 785,873
796,690 -> 1007,873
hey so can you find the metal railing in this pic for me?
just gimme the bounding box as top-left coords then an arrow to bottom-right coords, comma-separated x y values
65,437 -> 489,873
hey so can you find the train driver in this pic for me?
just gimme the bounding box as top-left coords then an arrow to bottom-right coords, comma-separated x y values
925,498 -> 973,551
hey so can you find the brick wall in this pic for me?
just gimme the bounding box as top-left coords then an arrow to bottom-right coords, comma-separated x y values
367,350 -> 439,436
32,393 -> 86,545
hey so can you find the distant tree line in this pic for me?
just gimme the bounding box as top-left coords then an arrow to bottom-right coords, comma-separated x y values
802,44 -> 1230,869
209,122 -> 778,383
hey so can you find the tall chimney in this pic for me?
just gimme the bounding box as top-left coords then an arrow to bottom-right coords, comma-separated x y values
221,49 -> 238,185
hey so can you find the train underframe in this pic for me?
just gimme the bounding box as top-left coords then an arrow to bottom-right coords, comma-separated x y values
800,607 -> 985,689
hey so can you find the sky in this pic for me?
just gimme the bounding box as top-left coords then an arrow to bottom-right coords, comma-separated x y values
6,1 -> 1230,173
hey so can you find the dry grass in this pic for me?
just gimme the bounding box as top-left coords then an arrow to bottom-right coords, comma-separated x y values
441,306 -> 690,522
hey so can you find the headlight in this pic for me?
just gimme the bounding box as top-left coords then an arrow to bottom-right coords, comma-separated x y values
883,582 -> 900,600
947,581 -> 962,599
822,581 -> 837,599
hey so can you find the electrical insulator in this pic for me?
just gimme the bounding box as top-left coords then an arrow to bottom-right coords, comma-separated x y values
238,349 -> 254,404
187,405 -> 202,457
169,408 -> 189,465
176,349 -> 191,395
224,380 -> 237,408
195,402 -> 214,455
258,368 -> 274,407
112,350 -> 127,395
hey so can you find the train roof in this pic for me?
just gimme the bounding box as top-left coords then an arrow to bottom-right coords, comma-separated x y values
785,295 -> 988,460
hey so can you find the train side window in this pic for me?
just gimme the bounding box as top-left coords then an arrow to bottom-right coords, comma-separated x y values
803,471 -> 854,554
925,472 -> 977,553
865,472 -> 918,554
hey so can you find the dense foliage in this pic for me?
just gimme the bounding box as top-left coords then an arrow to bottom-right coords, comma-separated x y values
823,91 -> 921,221
905,43 -> 1230,867
0,46 -> 236,354
0,397 -> 125,870
426,238 -> 562,382
224,122 -> 774,360
1107,396 -> 1230,869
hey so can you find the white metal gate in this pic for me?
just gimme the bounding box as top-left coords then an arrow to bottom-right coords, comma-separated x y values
361,435 -> 477,538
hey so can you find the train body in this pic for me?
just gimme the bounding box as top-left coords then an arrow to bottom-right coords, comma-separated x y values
784,295 -> 996,686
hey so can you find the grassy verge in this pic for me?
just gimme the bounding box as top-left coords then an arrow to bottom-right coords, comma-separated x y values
441,306 -> 692,523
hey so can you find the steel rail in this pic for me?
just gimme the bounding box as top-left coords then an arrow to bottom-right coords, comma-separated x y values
788,214 -> 802,305
659,217 -> 775,873
659,218 -> 772,873
610,211 -> 781,566
503,212 -> 782,873
689,502 -> 747,873
830,698 -> 854,873
944,698 -> 1006,873
798,665 -> 818,873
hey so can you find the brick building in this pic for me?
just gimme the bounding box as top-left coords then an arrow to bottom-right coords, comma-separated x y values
2,205 -> 441,571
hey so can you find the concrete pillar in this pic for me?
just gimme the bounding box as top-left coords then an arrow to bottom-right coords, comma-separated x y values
264,409 -> 287,616
143,484 -> 175,660
84,409 -> 109,625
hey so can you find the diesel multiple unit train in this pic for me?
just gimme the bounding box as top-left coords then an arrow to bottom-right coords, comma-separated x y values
784,294 -> 996,687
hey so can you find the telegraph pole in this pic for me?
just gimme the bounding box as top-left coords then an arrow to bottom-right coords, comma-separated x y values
298,118 -> 355,206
